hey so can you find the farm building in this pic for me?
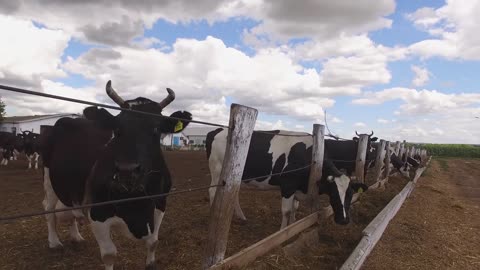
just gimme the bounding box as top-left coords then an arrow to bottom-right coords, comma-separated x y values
0,114 -> 81,134
161,126 -> 218,147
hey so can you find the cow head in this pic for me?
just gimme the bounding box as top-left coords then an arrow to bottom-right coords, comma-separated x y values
21,130 -> 39,146
84,81 -> 192,195
318,161 -> 368,225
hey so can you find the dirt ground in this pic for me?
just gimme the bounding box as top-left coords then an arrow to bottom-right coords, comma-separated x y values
363,158 -> 480,270
0,153 -> 476,270
0,151 -> 307,270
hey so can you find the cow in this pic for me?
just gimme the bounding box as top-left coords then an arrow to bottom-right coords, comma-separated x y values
0,131 -> 23,165
206,129 -> 368,229
20,130 -> 41,169
41,81 -> 192,270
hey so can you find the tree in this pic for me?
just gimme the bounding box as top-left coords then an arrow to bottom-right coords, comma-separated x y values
0,97 -> 5,122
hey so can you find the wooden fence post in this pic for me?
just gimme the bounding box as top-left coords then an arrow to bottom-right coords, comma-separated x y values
394,141 -> 401,155
203,104 -> 258,269
355,134 -> 369,183
384,141 -> 391,179
307,124 -> 325,211
373,140 -> 386,182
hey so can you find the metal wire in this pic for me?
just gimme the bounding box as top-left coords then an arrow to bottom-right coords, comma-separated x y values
0,84 -> 229,129
0,163 -> 316,222
240,163 -> 314,182
253,130 -> 313,137
0,183 -> 224,223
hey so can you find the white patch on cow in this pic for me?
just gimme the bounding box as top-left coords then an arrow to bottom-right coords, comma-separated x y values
268,131 -> 312,177
143,209 -> 164,266
42,167 -> 63,248
34,152 -> 39,169
90,219 -> 118,270
334,175 -> 350,218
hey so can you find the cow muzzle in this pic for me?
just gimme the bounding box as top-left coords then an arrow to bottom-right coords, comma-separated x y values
111,162 -> 145,193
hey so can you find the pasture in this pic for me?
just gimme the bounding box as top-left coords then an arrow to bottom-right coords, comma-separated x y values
2,151 -> 473,269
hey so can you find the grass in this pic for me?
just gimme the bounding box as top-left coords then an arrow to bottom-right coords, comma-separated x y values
412,144 -> 480,158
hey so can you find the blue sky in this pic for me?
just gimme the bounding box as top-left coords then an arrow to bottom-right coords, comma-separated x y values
0,0 -> 479,143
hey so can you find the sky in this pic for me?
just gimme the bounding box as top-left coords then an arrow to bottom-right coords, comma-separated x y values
0,0 -> 479,144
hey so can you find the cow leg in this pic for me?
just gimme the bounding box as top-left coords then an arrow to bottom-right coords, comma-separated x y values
280,196 -> 295,229
91,221 -> 117,270
34,152 -> 39,169
289,198 -> 300,225
27,155 -> 32,169
144,209 -> 165,270
42,167 -> 63,248
1,158 -> 5,165
233,193 -> 247,221
69,219 -> 85,242
13,150 -> 18,160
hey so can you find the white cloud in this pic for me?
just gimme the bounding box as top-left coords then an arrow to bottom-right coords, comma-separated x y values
352,87 -> 480,115
354,122 -> 366,128
377,118 -> 390,124
411,65 -> 430,87
331,117 -> 343,123
0,16 -> 69,86
62,36 -> 339,122
407,0 -> 480,60
241,0 -> 395,42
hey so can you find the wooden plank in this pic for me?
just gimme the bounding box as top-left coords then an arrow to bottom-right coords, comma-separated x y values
307,124 -> 325,211
340,155 -> 432,270
203,104 -> 258,269
208,212 -> 319,270
355,134 -> 369,183
373,140 -> 386,182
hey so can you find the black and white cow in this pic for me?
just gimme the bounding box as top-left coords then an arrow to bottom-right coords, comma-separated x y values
21,130 -> 41,169
41,81 -> 192,270
206,129 -> 368,229
0,131 -> 24,165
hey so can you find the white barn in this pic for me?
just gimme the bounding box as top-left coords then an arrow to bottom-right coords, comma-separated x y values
0,114 -> 81,134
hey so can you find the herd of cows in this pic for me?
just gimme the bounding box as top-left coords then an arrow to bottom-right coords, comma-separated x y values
0,81 -> 424,270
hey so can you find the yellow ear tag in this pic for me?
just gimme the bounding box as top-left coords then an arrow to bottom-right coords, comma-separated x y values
174,121 -> 183,132
358,187 -> 364,194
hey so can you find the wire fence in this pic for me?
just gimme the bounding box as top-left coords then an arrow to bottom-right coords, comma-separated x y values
0,162 -> 315,223
0,84 -> 229,129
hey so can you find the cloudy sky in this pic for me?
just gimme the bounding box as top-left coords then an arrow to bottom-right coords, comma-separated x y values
0,0 -> 479,143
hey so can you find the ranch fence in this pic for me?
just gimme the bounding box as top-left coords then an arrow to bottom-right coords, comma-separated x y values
0,83 -> 430,269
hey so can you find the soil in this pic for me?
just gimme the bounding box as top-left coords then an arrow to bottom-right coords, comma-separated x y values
363,158 -> 480,270
0,153 -> 477,270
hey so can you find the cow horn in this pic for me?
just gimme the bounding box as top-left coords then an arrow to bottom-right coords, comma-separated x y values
106,80 -> 126,107
158,88 -> 175,109
355,131 -> 360,136
369,130 -> 374,136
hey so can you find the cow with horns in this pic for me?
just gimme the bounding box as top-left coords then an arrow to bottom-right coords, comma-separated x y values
206,129 -> 371,229
41,81 -> 192,270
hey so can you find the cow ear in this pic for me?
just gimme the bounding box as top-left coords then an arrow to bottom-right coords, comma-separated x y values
370,137 -> 378,142
352,137 -> 359,142
158,111 -> 192,133
350,183 -> 368,194
83,106 -> 115,129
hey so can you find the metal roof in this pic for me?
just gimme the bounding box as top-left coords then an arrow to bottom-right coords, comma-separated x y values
1,113 -> 81,123
182,126 -> 219,136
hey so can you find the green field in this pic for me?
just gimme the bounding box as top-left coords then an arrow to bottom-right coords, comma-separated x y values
415,144 -> 480,158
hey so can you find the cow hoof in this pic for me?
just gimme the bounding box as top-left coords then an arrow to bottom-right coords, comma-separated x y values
145,263 -> 158,270
71,234 -> 85,243
49,241 -> 63,249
